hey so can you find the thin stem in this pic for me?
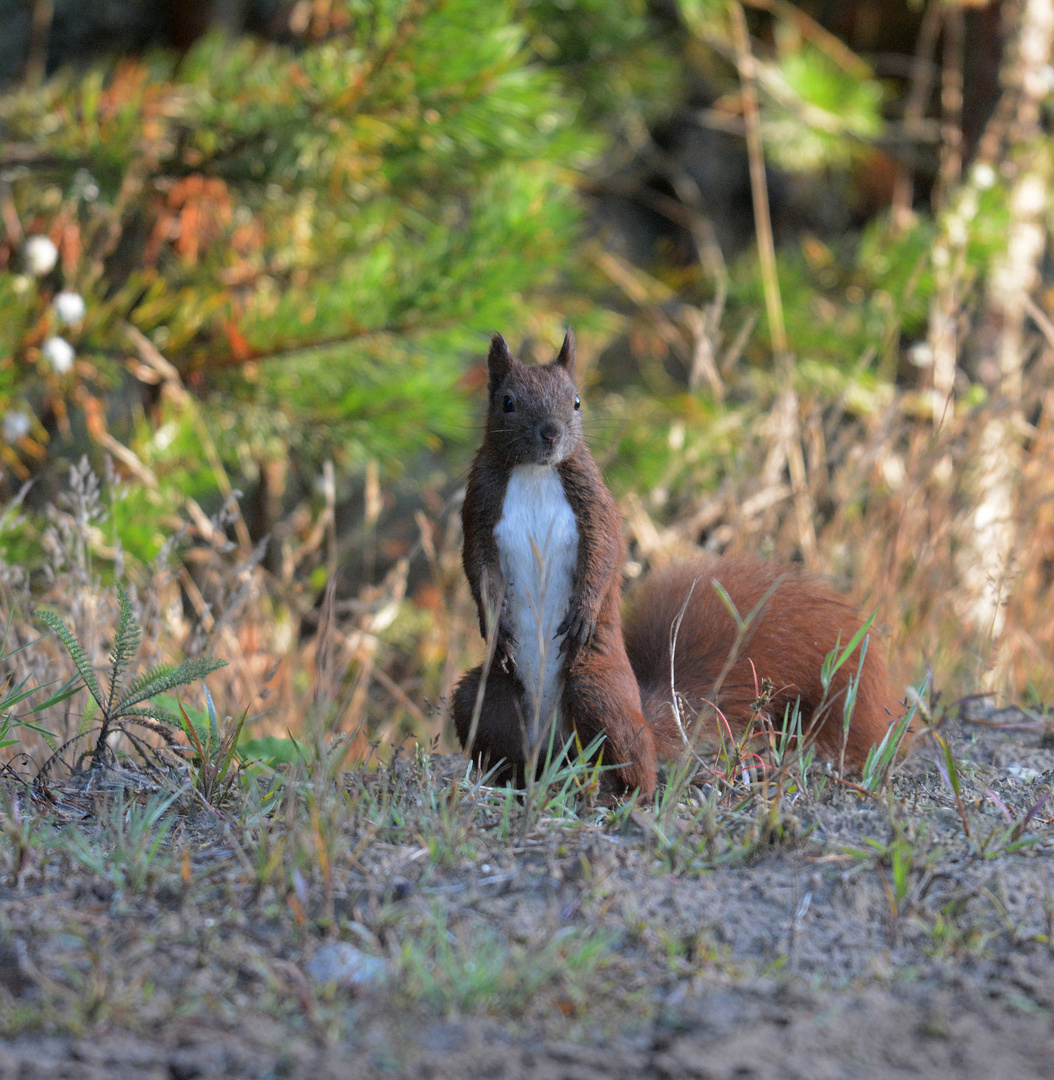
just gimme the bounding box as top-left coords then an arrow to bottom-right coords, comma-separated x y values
934,4 -> 965,211
891,0 -> 943,231
729,0 -> 788,370
729,1 -> 816,559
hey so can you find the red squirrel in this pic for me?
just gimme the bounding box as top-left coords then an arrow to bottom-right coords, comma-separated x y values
452,330 -> 657,796
452,332 -> 898,797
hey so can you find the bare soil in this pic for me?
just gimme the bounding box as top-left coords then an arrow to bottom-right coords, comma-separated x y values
2,707 -> 1053,1079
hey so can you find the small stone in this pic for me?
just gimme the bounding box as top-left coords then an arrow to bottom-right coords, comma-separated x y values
305,942 -> 389,988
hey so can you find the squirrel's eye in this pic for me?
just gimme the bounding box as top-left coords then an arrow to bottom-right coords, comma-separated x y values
574,396 -> 581,411
502,394 -> 516,413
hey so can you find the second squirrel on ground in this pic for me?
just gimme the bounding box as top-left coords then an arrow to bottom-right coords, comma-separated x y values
451,331 -> 899,798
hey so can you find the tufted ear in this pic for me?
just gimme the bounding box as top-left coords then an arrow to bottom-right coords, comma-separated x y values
487,334 -> 514,394
554,328 -> 575,374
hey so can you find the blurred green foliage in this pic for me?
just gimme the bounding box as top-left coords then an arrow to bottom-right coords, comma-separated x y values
0,0 -> 1024,574
1,0 -> 1050,744
0,0 -> 602,559
520,0 -> 682,125
761,44 -> 883,172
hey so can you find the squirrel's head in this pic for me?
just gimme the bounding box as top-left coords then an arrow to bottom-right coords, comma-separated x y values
484,331 -> 582,467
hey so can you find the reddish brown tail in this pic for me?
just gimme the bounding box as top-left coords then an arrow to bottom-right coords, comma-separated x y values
622,556 -> 900,767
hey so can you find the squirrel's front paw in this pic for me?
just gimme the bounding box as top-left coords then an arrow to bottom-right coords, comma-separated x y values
496,620 -> 517,671
557,607 -> 597,655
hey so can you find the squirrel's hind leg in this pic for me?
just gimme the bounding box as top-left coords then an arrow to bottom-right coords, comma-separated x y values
563,649 -> 658,799
452,665 -> 529,787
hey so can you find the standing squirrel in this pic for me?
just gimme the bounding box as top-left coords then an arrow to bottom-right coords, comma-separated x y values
452,332 -> 898,798
452,331 -> 657,796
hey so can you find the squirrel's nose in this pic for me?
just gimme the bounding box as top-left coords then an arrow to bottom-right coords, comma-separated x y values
538,422 -> 562,445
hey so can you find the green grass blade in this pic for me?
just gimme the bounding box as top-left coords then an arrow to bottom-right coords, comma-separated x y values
31,675 -> 85,712
821,612 -> 876,691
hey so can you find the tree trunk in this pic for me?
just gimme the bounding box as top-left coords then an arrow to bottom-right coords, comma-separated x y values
964,0 -> 1054,689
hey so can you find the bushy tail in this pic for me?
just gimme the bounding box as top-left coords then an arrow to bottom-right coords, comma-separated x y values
622,556 -> 900,767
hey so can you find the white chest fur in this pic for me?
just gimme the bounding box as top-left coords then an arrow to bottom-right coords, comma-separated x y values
493,464 -> 579,747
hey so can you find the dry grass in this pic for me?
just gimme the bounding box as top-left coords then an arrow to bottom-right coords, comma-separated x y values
4,339 -> 1053,780
2,430 -> 1053,1075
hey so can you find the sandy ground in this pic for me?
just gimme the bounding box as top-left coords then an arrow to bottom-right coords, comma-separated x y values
1,708 -> 1052,1078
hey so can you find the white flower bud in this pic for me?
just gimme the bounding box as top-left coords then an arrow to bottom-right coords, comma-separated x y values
2,411 -> 31,443
24,235 -> 58,276
73,168 -> 100,202
52,290 -> 86,325
971,162 -> 996,191
42,335 -> 75,374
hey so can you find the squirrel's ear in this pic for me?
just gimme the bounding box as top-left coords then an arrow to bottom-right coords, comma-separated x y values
555,328 -> 576,373
487,334 -> 514,393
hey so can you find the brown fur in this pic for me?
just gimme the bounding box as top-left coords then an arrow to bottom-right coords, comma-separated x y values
454,333 -> 899,797
453,332 -> 657,796
622,556 -> 899,767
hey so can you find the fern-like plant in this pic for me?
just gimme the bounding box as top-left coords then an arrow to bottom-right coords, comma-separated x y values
36,585 -> 227,770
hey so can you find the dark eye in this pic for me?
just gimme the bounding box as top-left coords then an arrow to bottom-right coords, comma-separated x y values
574,396 -> 580,411
503,393 -> 516,413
